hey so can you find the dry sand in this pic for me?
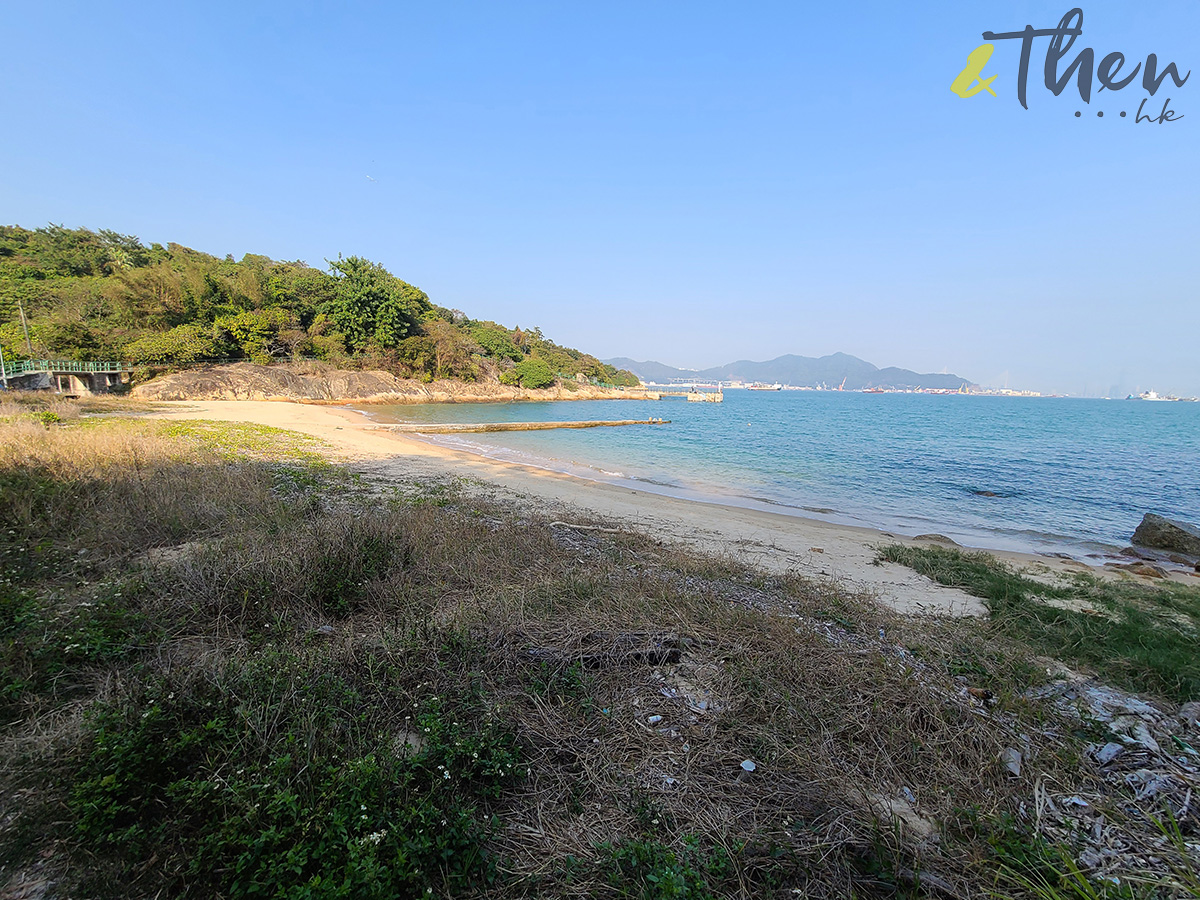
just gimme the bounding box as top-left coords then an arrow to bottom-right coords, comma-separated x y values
141,399 -> 1170,618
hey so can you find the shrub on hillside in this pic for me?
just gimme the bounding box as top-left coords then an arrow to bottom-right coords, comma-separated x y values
469,325 -> 523,363
214,308 -> 305,362
512,358 -> 555,389
122,324 -> 221,365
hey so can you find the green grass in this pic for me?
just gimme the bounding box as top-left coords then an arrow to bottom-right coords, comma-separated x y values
598,836 -> 731,899
878,544 -> 1200,702
0,575 -> 153,713
159,419 -> 332,464
993,819 -> 1200,900
71,652 -> 520,898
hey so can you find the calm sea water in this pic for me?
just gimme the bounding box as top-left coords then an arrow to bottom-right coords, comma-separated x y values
357,393 -> 1200,559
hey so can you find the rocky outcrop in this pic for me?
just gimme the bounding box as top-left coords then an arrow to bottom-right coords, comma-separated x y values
1131,514 -> 1200,559
913,534 -> 959,545
1105,561 -> 1168,579
132,363 -> 657,403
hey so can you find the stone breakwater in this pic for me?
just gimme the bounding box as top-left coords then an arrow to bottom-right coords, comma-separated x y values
132,362 -> 658,404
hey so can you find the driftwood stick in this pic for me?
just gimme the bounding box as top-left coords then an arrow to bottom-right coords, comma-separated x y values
547,521 -> 623,534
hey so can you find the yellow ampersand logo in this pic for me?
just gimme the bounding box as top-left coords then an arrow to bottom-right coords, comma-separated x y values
951,43 -> 998,97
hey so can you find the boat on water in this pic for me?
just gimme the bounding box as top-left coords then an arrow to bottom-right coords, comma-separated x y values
747,382 -> 782,391
1128,390 -> 1180,402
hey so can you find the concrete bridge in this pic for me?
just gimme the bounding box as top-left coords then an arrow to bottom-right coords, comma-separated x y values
0,359 -> 134,394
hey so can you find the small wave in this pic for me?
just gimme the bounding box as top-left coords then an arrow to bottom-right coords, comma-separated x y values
736,494 -> 835,514
629,475 -> 684,489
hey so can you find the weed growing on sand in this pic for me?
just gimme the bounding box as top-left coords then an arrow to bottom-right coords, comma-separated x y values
159,419 -> 331,464
878,544 -> 1200,702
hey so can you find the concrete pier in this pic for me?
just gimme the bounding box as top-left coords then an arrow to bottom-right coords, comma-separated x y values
368,418 -> 670,434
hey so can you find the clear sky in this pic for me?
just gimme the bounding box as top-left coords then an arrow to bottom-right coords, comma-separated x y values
1,2 -> 1196,396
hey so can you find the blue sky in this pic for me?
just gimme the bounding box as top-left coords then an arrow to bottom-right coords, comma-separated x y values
1,1 -> 1196,396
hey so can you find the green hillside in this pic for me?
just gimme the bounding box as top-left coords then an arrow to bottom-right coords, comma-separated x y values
0,224 -> 639,389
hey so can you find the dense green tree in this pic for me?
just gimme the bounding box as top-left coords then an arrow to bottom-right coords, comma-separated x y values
511,357 -> 555,389
214,308 -> 300,362
265,262 -> 337,325
123,324 -> 221,365
324,256 -> 431,351
469,323 -> 523,362
42,321 -> 101,360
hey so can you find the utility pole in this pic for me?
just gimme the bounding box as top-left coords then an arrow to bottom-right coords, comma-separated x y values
0,340 -> 8,389
16,295 -> 33,357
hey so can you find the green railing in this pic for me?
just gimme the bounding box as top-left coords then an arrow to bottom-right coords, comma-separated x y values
0,359 -> 134,378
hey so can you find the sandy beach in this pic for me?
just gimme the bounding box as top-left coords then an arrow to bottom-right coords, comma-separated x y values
141,399 -> 1189,617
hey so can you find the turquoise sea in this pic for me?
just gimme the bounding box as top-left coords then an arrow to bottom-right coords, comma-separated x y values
359,393 -> 1200,560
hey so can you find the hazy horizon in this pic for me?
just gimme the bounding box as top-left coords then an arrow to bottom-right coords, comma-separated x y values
602,352 -> 1167,397
2,2 -> 1195,398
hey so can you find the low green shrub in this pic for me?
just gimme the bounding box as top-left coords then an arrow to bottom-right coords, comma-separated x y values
70,654 -> 522,898
0,574 -> 151,711
599,836 -> 734,900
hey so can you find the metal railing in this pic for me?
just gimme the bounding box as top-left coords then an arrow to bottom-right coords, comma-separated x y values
0,359 -> 134,378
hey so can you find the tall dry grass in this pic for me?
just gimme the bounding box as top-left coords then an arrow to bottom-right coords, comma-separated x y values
0,416 -> 304,572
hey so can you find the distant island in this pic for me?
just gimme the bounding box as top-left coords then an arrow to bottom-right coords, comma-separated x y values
606,353 -> 974,392
0,224 -> 640,390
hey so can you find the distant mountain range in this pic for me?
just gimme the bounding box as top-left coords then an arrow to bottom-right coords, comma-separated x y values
603,352 -> 973,391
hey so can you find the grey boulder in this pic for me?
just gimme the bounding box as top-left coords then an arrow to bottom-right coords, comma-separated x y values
1131,514 -> 1200,558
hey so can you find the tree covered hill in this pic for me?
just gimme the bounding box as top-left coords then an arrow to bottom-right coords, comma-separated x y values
0,224 -> 639,389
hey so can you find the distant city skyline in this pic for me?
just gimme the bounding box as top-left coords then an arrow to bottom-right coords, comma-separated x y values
605,352 -> 1184,399
1,1 -> 1195,397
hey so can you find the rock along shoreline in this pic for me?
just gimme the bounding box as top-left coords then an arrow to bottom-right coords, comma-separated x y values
132,362 -> 659,404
